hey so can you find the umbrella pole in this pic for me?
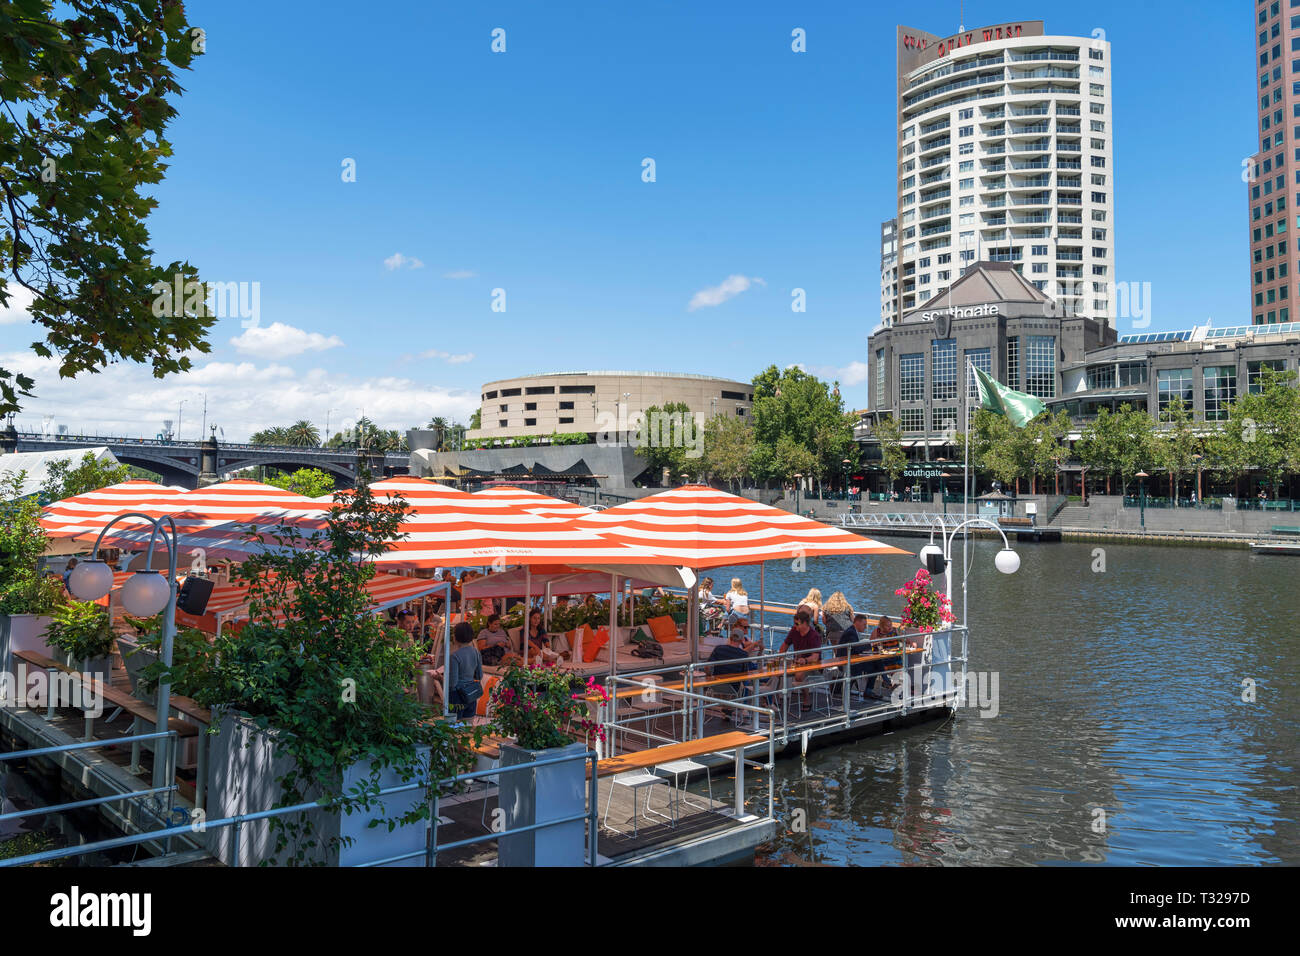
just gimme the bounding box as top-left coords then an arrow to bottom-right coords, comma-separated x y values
688,568 -> 699,664
760,563 -> 766,650
608,573 -> 618,739
442,580 -> 452,716
544,582 -> 552,633
524,566 -> 531,667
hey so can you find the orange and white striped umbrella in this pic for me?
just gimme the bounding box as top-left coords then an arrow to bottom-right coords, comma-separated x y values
473,484 -> 593,519
569,484 -> 911,568
40,480 -> 188,542
83,480 -> 329,562
363,476 -> 678,568
174,571 -> 447,634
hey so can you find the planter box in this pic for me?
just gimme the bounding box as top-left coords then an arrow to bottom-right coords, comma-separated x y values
498,740 -> 588,867
206,712 -> 430,867
0,613 -> 54,672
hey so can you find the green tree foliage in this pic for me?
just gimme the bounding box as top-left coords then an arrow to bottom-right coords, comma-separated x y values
285,420 -> 321,447
172,483 -> 475,863
0,0 -> 211,415
1074,403 -> 1155,495
252,426 -> 290,445
969,409 -> 1071,492
38,451 -> 130,502
750,365 -> 855,489
871,415 -> 907,488
635,401 -> 699,483
1154,396 -> 1200,500
1206,366 -> 1300,496
264,467 -> 335,498
0,472 -> 63,614
702,414 -> 755,491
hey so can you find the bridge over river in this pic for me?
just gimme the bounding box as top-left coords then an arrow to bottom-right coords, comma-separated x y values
5,430 -> 408,489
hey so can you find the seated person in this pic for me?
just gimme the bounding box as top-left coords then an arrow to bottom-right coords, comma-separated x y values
728,616 -> 763,655
869,614 -> 902,693
778,610 -> 823,709
525,609 -> 566,664
477,613 -> 519,666
839,612 -> 890,698
707,624 -> 757,716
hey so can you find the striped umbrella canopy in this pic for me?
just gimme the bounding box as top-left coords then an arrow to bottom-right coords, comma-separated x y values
362,476 -> 679,568
40,480 -> 188,545
174,571 -> 446,635
81,479 -> 329,562
569,484 -> 911,568
472,484 -> 593,519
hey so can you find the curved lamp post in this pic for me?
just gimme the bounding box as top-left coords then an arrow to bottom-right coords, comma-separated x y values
918,516 -> 1020,627
1135,470 -> 1149,529
67,513 -> 179,792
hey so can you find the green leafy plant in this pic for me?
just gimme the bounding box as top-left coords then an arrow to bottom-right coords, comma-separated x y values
45,600 -> 114,662
0,472 -> 65,616
164,483 -> 477,864
489,664 -> 605,751
130,624 -> 211,697
0,0 -> 211,416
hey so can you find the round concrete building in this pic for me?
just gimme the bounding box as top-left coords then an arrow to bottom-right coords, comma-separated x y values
467,371 -> 753,441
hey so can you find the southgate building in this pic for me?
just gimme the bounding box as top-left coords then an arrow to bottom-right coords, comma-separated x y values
884,20 -> 1115,328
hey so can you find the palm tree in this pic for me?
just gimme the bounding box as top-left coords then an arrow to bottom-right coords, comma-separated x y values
286,419 -> 321,447
251,426 -> 290,445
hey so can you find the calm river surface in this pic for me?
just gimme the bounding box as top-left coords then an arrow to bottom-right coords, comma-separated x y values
736,539 -> 1299,866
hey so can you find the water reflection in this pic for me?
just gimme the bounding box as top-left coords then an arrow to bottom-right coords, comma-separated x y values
744,541 -> 1299,865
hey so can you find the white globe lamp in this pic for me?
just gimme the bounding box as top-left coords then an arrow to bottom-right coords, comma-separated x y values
994,548 -> 1021,575
918,544 -> 944,570
67,560 -> 114,602
120,571 -> 171,617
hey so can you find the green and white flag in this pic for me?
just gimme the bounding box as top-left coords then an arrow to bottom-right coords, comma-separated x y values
971,366 -> 1046,428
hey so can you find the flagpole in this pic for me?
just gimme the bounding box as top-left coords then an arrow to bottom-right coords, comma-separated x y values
963,357 -> 970,628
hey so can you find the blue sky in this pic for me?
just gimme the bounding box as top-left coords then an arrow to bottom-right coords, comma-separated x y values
0,0 -> 1256,439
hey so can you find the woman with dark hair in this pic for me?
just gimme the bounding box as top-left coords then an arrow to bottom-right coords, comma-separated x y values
526,608 -> 563,664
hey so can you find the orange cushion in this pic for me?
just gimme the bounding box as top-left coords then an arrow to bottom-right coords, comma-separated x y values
477,676 -> 499,717
582,625 -> 609,662
648,615 -> 681,643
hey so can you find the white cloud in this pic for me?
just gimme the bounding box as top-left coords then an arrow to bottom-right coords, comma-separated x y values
442,269 -> 476,280
0,284 -> 35,325
230,322 -> 343,358
797,361 -> 868,388
688,275 -> 765,311
2,350 -> 478,442
417,349 -> 475,364
384,253 -> 425,271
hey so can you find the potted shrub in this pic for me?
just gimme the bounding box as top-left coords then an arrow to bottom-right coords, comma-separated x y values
489,664 -> 607,867
0,472 -> 65,667
893,568 -> 956,700
44,600 -> 115,684
169,483 -> 477,866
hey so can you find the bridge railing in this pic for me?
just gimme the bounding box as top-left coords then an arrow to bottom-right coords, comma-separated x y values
17,433 -> 405,457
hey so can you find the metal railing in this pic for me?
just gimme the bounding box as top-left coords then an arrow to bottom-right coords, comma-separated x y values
607,628 -> 968,752
0,734 -> 601,868
0,731 -> 183,865
841,511 -> 969,530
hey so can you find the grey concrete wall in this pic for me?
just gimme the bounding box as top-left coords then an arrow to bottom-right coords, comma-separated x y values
410,441 -> 652,489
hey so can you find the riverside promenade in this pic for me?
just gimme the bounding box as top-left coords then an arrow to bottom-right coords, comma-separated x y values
776,494 -> 1300,548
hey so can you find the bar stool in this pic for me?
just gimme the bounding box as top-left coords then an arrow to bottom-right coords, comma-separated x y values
655,758 -> 713,818
603,770 -> 671,836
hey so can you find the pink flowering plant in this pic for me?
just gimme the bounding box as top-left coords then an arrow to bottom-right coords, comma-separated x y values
894,569 -> 956,632
490,663 -> 608,750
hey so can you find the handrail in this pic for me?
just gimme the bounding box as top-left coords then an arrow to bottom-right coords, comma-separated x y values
0,743 -> 601,868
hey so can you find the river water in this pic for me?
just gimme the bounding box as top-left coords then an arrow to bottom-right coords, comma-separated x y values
733,539 -> 1299,866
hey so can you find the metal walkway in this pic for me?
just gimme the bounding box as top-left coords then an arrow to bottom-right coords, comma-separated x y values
840,512 -> 968,531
